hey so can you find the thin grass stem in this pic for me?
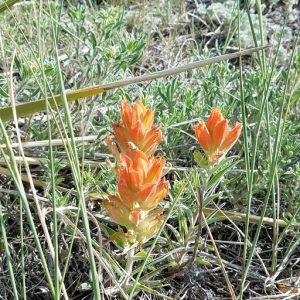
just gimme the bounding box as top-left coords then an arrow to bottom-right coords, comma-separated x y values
48,2 -> 102,298
0,202 -> 19,299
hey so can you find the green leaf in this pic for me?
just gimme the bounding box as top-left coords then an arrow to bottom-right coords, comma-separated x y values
101,224 -> 125,250
194,150 -> 209,168
207,159 -> 240,189
195,256 -> 212,267
208,155 -> 240,175
0,86 -> 106,122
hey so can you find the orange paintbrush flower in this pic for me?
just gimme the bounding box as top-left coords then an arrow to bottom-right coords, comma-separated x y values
108,100 -> 163,157
104,146 -> 168,244
192,108 -> 242,163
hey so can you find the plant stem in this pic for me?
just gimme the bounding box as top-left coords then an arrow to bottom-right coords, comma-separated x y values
123,246 -> 135,288
180,186 -> 204,271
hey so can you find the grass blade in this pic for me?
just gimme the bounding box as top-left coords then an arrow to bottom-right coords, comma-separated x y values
0,201 -> 19,299
0,46 -> 268,122
0,0 -> 20,13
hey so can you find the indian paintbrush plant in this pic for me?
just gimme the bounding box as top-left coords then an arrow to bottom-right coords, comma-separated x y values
105,100 -> 169,289
182,107 -> 242,269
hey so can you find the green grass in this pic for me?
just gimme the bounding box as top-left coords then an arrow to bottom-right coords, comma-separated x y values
0,0 -> 299,299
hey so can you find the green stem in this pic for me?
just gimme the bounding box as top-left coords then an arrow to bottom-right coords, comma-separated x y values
0,202 -> 19,299
123,247 -> 135,288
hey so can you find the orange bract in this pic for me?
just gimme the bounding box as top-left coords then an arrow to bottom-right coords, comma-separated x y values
108,100 -> 163,157
192,108 -> 242,163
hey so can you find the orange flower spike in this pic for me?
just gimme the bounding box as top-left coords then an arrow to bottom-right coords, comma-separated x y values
105,101 -> 169,245
193,108 -> 242,164
111,100 -> 163,156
